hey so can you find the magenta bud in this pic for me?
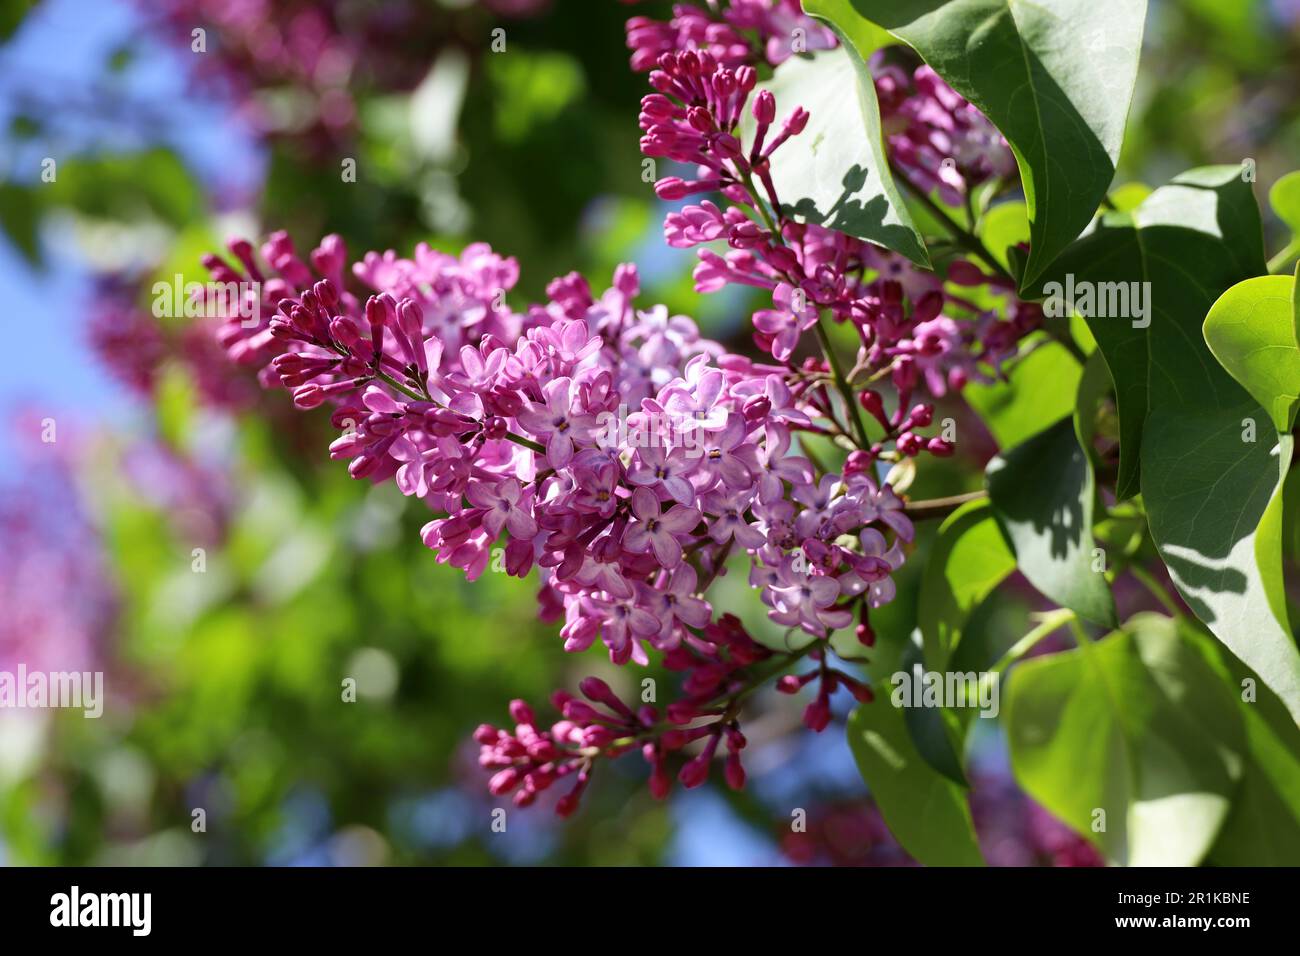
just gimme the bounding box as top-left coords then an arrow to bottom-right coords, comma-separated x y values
912,290 -> 944,324
783,107 -> 810,136
909,403 -> 934,427
578,676 -> 616,705
843,450 -> 874,476
724,752 -> 746,790
752,89 -> 776,124
654,177 -> 689,200
678,753 -> 711,789
508,699 -> 535,726
897,431 -> 924,456
803,697 -> 831,733
313,278 -> 338,310
488,768 -> 521,796
397,298 -> 424,337
648,761 -> 671,799
330,316 -> 362,349
728,221 -> 765,249
292,384 -> 324,409
562,700 -> 601,723
947,260 -> 988,286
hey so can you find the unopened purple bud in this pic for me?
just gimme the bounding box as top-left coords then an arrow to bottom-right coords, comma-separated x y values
292,384 -> 324,409
330,316 -> 362,349
783,107 -> 810,136
313,278 -> 338,310
654,177 -> 689,200
508,699 -> 535,726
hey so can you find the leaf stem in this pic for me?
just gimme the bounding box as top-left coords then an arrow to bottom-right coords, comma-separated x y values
814,318 -> 871,448
1127,562 -> 1182,617
991,607 -> 1076,672
1267,238 -> 1300,275
902,489 -> 987,520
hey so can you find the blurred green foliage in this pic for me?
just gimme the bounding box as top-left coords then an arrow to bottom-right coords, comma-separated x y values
2,0 -> 1299,866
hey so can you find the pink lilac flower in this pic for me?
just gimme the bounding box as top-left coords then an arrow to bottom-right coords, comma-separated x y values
875,62 -> 1017,207
201,0 -> 1052,817
631,2 -> 1040,425
203,224 -> 921,810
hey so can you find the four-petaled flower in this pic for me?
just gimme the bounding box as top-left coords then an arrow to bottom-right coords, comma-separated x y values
517,376 -> 597,468
624,487 -> 701,567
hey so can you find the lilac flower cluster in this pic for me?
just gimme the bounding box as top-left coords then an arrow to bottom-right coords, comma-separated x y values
780,778 -> 1104,867
874,61 -> 1018,207
203,224 -> 921,808
201,0 -> 1044,816
630,1 -> 1036,412
89,281 -> 259,411
626,0 -> 836,71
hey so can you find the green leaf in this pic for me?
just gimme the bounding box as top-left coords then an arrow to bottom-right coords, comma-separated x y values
898,633 -> 968,786
1269,170 -> 1300,236
1203,273 -> 1300,433
1189,625 -> 1300,866
46,149 -> 202,227
1005,613 -> 1245,866
964,338 -> 1081,449
975,199 -> 1028,272
846,703 -> 984,865
1109,182 -> 1152,213
1031,168 -> 1269,501
987,417 -> 1117,626
1143,416 -> 1299,723
819,0 -> 1146,287
918,500 -> 1015,674
0,1 -> 35,40
1041,166 -> 1300,724
1073,349 -> 1112,471
0,183 -> 42,265
752,43 -> 928,266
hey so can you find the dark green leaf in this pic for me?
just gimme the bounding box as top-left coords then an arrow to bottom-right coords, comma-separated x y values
846,701 -> 985,865
1142,416 -> 1299,722
987,417 -> 1117,626
816,0 -> 1146,286
1028,167 -> 1269,499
